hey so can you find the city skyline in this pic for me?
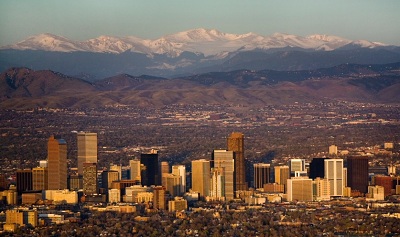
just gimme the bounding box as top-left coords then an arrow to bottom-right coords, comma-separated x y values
1,0 -> 400,47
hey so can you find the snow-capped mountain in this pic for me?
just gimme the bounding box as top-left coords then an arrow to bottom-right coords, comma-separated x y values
2,28 -> 388,57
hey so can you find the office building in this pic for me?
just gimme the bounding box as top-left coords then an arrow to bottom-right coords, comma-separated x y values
47,135 -> 67,190
289,159 -> 305,177
325,159 -> 344,196
68,175 -> 83,190
313,178 -> 330,200
153,186 -> 166,210
210,167 -> 225,201
329,145 -> 338,156
77,132 -> 97,175
274,165 -> 290,189
16,169 -> 32,195
374,175 -> 393,197
309,158 -> 327,180
347,156 -> 369,194
83,162 -> 97,195
168,197 -> 187,212
163,173 -> 181,197
101,170 -> 120,191
32,167 -> 48,191
140,150 -> 159,186
6,209 -> 38,228
110,164 -> 122,180
287,177 -> 313,202
227,132 -> 247,191
253,163 -> 271,189
108,189 -> 121,203
368,185 -> 385,201
212,150 -> 235,200
172,165 -> 186,195
129,159 -> 141,182
191,159 -> 210,199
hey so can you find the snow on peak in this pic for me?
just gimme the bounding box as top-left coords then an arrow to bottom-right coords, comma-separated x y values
2,29 -> 392,56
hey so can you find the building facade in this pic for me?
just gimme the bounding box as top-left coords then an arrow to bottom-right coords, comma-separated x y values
77,132 -> 98,175
47,135 -> 67,190
227,132 -> 247,191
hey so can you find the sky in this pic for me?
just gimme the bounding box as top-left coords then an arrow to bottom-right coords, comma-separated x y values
0,0 -> 399,46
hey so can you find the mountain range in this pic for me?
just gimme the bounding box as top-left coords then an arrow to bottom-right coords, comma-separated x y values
1,63 -> 399,109
1,29 -> 400,79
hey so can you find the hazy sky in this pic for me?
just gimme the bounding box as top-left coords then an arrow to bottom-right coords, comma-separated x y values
1,0 -> 399,46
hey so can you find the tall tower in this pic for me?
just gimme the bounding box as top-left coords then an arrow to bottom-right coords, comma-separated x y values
347,156 -> 369,194
172,165 -> 186,195
47,135 -> 67,190
32,167 -> 48,191
140,150 -> 159,186
83,162 -> 98,195
191,159 -> 210,200
324,159 -> 344,196
309,158 -> 328,180
129,159 -> 141,183
227,132 -> 246,191
212,150 -> 235,200
210,167 -> 225,201
289,159 -> 305,177
253,163 -> 271,189
274,165 -> 290,189
16,169 -> 33,194
77,132 -> 97,175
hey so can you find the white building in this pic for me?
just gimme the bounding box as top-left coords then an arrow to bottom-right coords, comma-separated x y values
324,159 -> 344,197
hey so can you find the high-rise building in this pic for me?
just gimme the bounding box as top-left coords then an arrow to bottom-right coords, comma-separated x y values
313,177 -> 331,200
172,165 -> 186,195
253,163 -> 271,189
274,165 -> 290,189
16,169 -> 32,194
68,175 -> 83,190
374,175 -> 393,197
210,167 -> 225,201
191,159 -> 210,200
77,132 -> 97,175
110,164 -> 122,180
329,145 -> 338,156
287,177 -> 313,202
101,170 -> 120,191
289,159 -> 305,177
212,150 -> 235,200
140,150 -> 159,186
227,132 -> 247,191
32,167 -> 48,191
153,186 -> 166,210
347,156 -> 369,194
83,162 -> 97,195
309,158 -> 327,180
324,159 -> 344,196
162,173 -> 181,197
47,135 -> 67,190
129,159 -> 141,182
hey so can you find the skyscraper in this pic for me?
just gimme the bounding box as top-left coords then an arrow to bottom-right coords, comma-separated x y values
162,173 -> 180,197
140,150 -> 159,186
227,132 -> 246,191
210,167 -> 225,201
274,165 -> 290,189
287,177 -> 313,202
309,158 -> 327,180
253,163 -> 271,189
16,169 -> 32,194
289,159 -> 305,177
77,132 -> 97,175
347,156 -> 369,194
32,167 -> 48,191
47,135 -> 67,190
172,165 -> 186,195
129,159 -> 141,182
212,150 -> 235,200
191,159 -> 210,200
324,159 -> 344,196
83,162 -> 98,195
